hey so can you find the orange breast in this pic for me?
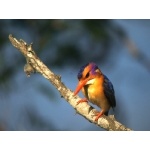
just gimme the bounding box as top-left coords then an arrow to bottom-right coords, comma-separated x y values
82,76 -> 110,110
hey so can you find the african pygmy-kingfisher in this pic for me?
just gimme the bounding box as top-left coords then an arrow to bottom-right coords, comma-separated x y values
74,62 -> 116,121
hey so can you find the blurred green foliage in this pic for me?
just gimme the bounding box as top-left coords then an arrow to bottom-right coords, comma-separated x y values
0,19 -> 125,90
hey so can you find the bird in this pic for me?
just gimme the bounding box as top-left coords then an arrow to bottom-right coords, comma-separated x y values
74,62 -> 116,121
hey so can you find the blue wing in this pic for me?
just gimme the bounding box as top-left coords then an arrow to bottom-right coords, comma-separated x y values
103,75 -> 116,108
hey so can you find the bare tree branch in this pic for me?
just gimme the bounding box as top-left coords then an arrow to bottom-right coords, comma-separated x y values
9,34 -> 132,131
123,36 -> 150,72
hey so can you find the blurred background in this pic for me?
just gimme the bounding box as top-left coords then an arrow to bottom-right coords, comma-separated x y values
0,19 -> 150,131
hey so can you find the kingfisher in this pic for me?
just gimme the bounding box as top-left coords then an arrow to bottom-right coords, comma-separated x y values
74,62 -> 116,121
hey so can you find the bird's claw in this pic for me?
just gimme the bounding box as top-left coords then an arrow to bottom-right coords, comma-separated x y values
94,111 -> 104,121
76,98 -> 88,105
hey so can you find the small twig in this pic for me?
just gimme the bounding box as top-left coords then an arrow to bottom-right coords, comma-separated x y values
9,34 -> 132,131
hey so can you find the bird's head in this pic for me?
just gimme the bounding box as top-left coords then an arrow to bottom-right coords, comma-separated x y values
74,62 -> 101,95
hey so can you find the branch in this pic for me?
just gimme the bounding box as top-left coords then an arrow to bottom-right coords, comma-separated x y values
9,34 -> 132,131
123,36 -> 150,73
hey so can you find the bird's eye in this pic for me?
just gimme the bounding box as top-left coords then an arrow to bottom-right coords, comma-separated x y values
85,72 -> 90,78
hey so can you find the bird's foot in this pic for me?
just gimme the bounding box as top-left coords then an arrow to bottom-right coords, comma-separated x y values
76,98 -> 88,105
94,111 -> 104,121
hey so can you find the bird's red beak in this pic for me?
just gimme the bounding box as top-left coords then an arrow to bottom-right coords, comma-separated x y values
74,79 -> 88,95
